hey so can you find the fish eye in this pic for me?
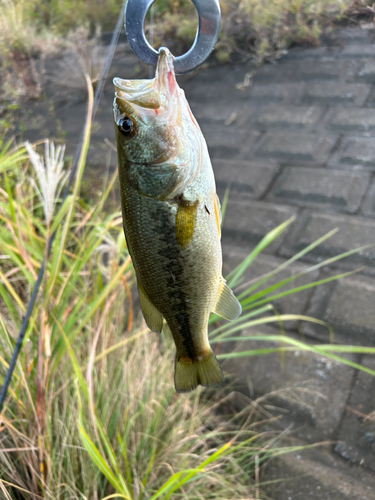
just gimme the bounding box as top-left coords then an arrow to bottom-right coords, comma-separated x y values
118,117 -> 134,136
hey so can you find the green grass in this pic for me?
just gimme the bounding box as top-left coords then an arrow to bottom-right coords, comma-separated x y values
1,63 -> 375,500
0,78 -> 286,500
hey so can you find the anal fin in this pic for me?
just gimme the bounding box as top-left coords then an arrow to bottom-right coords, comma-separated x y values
212,279 -> 242,321
137,281 -> 164,333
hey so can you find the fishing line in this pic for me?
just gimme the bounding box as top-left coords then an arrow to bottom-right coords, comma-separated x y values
0,0 -> 127,413
148,4 -> 155,79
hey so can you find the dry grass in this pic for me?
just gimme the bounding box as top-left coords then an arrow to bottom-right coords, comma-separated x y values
0,0 -> 61,101
1,128 -> 375,500
0,106 -> 280,499
47,25 -> 109,94
1,0 -> 375,103
148,0 -> 374,64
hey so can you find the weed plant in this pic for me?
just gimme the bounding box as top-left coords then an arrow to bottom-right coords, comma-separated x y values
0,82 -> 296,500
47,25 -> 109,93
1,75 -> 375,499
0,0 -> 61,102
2,0 -> 375,104
145,0 -> 375,63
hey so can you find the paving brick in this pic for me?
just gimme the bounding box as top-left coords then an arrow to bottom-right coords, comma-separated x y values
301,82 -> 371,106
255,61 -> 356,83
341,44 -> 375,58
182,62 -> 249,88
185,67 -> 303,108
222,199 -> 297,253
184,64 -> 265,118
361,180 -> 375,217
301,274 -> 375,345
212,159 -> 277,199
222,251 -> 319,328
256,132 -> 336,163
255,105 -> 323,129
185,81 -> 246,106
326,108 -> 375,132
190,100 -> 245,126
222,326 -> 355,442
336,356 -> 375,471
356,61 -> 375,83
267,166 -> 370,214
329,137 -> 375,171
262,449 -> 375,500
282,46 -> 341,61
240,83 -> 304,105
363,85 -> 375,107
279,211 -> 375,273
333,28 -> 372,44
202,125 -> 262,160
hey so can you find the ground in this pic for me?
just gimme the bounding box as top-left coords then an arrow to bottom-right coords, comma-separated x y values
11,26 -> 375,499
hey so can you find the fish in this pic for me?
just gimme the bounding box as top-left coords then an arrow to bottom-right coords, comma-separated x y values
113,47 -> 241,393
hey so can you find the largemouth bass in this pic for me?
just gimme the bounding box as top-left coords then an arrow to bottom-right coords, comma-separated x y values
113,48 -> 241,392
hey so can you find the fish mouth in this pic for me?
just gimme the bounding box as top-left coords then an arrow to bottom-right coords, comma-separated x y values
113,47 -> 178,109
113,93 -> 160,124
113,77 -> 160,109
155,47 -> 178,97
113,78 -> 152,92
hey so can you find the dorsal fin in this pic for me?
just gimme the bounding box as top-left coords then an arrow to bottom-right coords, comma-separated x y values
212,279 -> 242,321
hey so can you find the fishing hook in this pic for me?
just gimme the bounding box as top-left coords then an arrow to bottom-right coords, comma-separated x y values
125,0 -> 221,74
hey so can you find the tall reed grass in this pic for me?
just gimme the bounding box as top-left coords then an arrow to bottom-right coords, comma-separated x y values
1,75 -> 375,499
0,81 -> 293,499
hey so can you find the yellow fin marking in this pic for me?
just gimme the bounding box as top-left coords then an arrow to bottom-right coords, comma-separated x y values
175,202 -> 198,250
213,194 -> 221,238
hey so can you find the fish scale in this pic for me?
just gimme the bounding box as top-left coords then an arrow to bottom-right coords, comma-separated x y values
114,47 -> 241,392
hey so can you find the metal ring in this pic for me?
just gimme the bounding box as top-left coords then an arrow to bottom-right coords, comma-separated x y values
125,0 -> 221,74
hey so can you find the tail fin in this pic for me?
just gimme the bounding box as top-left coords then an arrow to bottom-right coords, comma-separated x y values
174,351 -> 223,393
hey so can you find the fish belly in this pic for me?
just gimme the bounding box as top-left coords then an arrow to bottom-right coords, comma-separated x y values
120,183 -> 221,361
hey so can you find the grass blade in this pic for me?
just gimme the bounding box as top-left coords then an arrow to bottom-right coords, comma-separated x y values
241,269 -> 360,310
216,335 -> 375,377
226,217 -> 295,288
236,229 -> 339,298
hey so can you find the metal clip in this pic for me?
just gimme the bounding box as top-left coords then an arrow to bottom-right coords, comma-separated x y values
125,0 -> 221,74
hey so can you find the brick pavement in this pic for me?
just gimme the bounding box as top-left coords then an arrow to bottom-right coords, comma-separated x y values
185,27 -> 375,498
15,26 -> 375,500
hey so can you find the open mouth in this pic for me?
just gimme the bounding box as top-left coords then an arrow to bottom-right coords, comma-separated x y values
113,77 -> 153,93
114,77 -> 160,109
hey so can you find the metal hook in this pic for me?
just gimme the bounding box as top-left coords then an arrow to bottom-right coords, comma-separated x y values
125,0 -> 221,74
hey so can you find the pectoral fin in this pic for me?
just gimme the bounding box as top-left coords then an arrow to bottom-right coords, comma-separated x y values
137,281 -> 164,333
212,279 -> 242,321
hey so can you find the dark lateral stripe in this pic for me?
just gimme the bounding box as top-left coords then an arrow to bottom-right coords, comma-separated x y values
155,206 -> 197,360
